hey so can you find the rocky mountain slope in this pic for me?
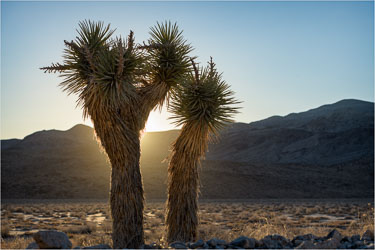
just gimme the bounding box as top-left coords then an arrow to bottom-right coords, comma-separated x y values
1,99 -> 373,199
207,99 -> 374,166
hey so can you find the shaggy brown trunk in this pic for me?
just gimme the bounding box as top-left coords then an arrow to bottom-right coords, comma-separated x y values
110,152 -> 144,249
91,112 -> 144,249
166,124 -> 208,243
85,84 -> 169,248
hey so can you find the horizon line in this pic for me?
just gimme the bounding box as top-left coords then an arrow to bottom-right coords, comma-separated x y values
1,98 -> 372,140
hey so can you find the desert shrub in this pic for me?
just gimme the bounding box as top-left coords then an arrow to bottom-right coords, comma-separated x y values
144,227 -> 165,245
70,212 -> 85,219
295,206 -> 307,215
101,221 -> 112,234
1,210 -> 11,219
13,207 -> 24,213
154,210 -> 164,219
23,207 -> 34,215
240,216 -> 293,240
346,205 -> 374,235
65,222 -> 96,234
288,225 -> 333,238
198,224 -> 234,242
72,234 -> 112,248
305,206 -> 319,214
146,217 -> 162,228
1,236 -> 33,249
1,224 -> 11,238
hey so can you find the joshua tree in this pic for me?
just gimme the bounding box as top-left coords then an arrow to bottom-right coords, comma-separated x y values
166,58 -> 240,242
41,20 -> 191,248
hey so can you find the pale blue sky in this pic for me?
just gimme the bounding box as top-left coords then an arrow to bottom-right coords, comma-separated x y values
1,1 -> 374,139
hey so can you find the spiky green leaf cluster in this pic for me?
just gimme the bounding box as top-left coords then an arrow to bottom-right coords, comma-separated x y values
145,21 -> 193,88
41,20 -> 143,118
169,59 -> 240,136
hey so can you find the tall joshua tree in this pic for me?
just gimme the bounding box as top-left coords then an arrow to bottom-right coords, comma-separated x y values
41,20 -> 191,248
166,58 -> 240,242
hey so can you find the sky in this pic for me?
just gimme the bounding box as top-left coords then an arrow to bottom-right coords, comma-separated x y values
1,1 -> 374,139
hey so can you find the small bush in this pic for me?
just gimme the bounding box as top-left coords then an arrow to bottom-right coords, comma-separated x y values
1,236 -> 34,249
101,221 -> 112,234
64,222 -> 96,234
1,224 -> 11,238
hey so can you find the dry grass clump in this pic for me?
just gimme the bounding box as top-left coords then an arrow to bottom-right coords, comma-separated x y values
1,237 -> 34,249
144,214 -> 165,245
198,225 -> 234,242
100,221 -> 112,234
154,210 -> 164,220
240,218 -> 293,240
71,234 -> 112,248
345,203 -> 374,235
61,222 -> 97,234
70,211 -> 86,219
1,224 -> 11,238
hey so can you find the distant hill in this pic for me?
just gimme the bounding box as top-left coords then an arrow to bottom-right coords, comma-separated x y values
1,99 -> 374,199
207,99 -> 374,166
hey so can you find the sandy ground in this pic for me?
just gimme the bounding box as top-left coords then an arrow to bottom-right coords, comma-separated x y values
1,199 -> 373,248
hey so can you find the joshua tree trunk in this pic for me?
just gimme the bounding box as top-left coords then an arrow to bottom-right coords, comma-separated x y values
166,124 -> 208,243
92,113 -> 144,249
89,85 -> 168,248
110,149 -> 144,249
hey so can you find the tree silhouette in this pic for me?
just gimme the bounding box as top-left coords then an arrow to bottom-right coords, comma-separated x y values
166,58 -> 240,242
41,20 -> 191,248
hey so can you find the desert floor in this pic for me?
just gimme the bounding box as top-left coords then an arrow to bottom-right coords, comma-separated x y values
1,199 -> 373,248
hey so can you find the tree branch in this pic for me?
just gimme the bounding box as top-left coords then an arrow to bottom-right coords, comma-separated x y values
190,58 -> 200,84
40,63 -> 71,73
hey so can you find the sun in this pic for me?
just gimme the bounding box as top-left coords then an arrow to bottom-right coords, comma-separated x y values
144,109 -> 177,132
145,113 -> 162,132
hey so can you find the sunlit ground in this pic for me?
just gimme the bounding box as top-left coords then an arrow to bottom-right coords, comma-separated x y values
1,200 -> 373,248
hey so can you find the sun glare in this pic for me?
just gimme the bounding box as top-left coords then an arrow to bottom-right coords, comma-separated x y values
82,119 -> 94,128
144,109 -> 178,133
145,112 -> 164,132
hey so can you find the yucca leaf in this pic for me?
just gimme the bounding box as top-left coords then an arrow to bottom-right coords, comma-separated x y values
41,20 -> 144,119
169,58 -> 241,139
143,21 -> 192,88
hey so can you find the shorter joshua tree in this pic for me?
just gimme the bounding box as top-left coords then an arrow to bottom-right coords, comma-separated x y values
166,58 -> 240,242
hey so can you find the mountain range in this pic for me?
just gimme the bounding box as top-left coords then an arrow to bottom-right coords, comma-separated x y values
1,99 -> 374,199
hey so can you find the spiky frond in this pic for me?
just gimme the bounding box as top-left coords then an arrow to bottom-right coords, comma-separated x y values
169,58 -> 240,138
41,20 -> 143,118
40,62 -> 71,73
143,21 -> 192,88
75,20 -> 115,50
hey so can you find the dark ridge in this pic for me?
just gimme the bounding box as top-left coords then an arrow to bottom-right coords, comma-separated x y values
1,99 -> 373,199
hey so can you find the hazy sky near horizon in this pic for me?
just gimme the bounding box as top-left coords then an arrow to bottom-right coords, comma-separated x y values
1,1 -> 374,139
